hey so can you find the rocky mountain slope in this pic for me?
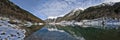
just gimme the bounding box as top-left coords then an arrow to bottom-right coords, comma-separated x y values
76,2 -> 120,22
0,0 -> 44,23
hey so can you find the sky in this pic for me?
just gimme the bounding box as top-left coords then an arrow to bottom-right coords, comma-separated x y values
10,0 -> 120,20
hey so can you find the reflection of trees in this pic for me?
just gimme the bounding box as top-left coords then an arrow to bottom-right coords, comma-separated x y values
55,25 -> 120,40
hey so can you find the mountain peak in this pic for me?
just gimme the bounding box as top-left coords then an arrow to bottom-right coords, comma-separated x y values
73,8 -> 84,12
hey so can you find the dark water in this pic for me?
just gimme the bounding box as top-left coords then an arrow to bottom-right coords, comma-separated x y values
25,25 -> 120,40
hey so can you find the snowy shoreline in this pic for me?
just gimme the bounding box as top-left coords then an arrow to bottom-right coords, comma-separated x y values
48,17 -> 120,26
0,17 -> 44,40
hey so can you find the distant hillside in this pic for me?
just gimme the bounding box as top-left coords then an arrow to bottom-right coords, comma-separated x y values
0,0 -> 44,23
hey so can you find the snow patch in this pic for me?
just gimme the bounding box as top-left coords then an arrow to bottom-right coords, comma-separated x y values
74,7 -> 84,11
0,16 -> 44,40
0,17 -> 26,40
101,2 -> 115,6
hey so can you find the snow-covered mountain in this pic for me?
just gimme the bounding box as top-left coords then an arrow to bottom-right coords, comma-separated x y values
45,2 -> 120,26
75,2 -> 120,22
54,8 -> 83,22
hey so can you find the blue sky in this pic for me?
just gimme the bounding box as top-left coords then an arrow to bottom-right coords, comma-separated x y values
10,0 -> 120,20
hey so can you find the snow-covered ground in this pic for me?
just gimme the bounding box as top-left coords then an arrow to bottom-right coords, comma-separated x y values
0,17 -> 44,40
0,17 -> 25,40
48,20 -> 76,26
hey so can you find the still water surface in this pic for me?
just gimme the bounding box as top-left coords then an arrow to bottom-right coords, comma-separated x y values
25,25 -> 120,40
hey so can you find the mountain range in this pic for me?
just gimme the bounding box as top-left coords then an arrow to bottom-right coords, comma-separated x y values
45,2 -> 120,23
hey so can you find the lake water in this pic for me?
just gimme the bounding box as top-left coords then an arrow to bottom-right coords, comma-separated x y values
0,24 -> 120,40
25,25 -> 120,40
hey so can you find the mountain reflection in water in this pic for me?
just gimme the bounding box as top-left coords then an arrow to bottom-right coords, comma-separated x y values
0,24 -> 120,40
25,25 -> 120,40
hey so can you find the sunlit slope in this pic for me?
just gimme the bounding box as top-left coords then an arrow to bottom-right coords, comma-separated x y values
0,0 -> 44,23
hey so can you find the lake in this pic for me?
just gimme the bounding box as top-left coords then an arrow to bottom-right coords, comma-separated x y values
24,25 -> 120,40
0,24 -> 120,40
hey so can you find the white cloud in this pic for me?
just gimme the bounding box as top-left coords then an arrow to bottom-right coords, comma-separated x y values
104,0 -> 120,2
38,0 -> 69,17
